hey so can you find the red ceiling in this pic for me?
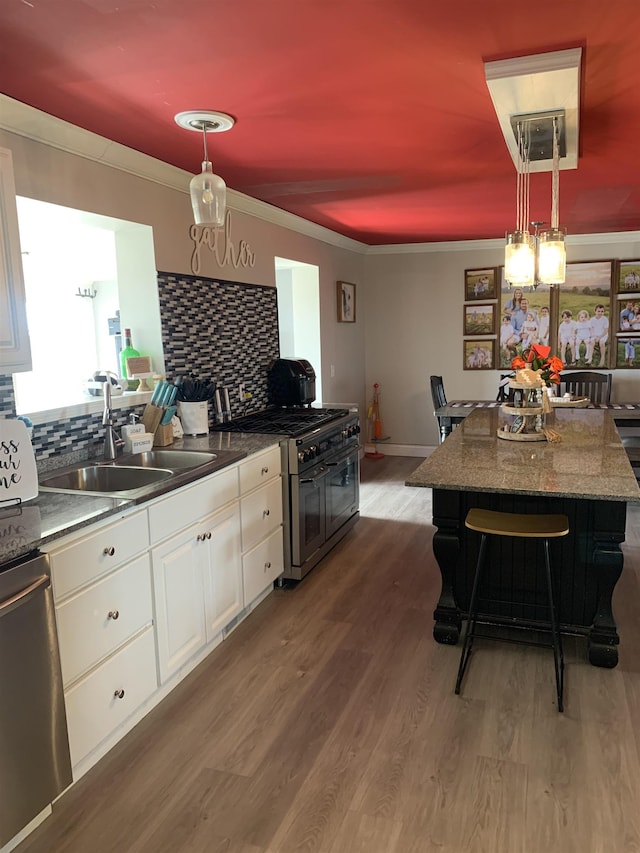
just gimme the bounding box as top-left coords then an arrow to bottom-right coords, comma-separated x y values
1,0 -> 639,245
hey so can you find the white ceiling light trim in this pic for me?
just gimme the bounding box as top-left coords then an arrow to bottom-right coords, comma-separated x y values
484,48 -> 582,173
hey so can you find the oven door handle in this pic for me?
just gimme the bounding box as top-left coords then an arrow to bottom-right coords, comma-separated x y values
325,447 -> 359,467
299,465 -> 329,484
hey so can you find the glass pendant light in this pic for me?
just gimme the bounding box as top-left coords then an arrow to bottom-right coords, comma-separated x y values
190,128 -> 226,226
174,110 -> 235,227
505,121 -> 535,287
537,116 -> 566,285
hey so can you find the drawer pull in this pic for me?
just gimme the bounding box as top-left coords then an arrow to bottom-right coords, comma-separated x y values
114,688 -> 125,700
197,532 -> 212,541
206,531 -> 212,540
108,609 -> 120,620
103,546 -> 116,557
263,509 -> 270,518
264,561 -> 272,571
261,466 -> 269,475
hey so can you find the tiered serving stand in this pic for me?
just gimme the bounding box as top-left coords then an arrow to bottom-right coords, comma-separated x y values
498,379 -> 547,442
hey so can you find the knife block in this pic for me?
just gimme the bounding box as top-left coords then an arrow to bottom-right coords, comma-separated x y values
153,423 -> 174,446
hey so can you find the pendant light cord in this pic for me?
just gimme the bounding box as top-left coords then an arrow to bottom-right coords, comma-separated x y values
201,122 -> 210,164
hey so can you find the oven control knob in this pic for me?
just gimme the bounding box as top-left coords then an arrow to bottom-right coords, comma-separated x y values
298,450 -> 307,464
309,445 -> 318,458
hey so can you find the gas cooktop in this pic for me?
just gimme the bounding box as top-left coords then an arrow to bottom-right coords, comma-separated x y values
212,407 -> 348,437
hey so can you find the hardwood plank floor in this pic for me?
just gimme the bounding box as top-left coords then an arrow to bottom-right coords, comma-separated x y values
16,455 -> 640,853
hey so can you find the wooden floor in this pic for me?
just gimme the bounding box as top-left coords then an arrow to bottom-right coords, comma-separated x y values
17,456 -> 640,853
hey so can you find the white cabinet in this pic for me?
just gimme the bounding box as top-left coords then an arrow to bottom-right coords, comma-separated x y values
150,466 -> 242,683
239,446 -> 284,603
46,509 -> 156,770
0,146 -> 31,373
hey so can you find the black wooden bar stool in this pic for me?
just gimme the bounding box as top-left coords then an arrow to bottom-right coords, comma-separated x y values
455,507 -> 570,712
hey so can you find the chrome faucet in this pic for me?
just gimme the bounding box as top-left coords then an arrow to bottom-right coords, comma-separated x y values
102,382 -> 124,460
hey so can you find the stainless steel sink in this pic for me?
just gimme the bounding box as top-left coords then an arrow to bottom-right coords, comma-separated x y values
113,450 -> 218,470
40,465 -> 173,496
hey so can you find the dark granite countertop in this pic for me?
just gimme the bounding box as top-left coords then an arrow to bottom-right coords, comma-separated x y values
406,407 -> 640,503
0,433 -> 283,566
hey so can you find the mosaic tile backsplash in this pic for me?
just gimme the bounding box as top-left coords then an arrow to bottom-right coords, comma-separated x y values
0,274 -> 279,463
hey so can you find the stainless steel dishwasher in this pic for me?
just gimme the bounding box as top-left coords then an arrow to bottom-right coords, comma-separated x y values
0,550 -> 72,847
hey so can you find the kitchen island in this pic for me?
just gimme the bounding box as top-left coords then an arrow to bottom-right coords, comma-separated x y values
407,407 -> 640,667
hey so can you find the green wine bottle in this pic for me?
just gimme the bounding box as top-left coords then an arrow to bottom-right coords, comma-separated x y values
119,328 -> 140,379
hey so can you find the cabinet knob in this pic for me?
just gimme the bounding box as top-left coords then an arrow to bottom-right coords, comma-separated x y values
108,609 -> 120,620
103,546 -> 116,556
197,533 -> 203,541
263,509 -> 270,518
261,466 -> 269,475
206,531 -> 212,540
264,561 -> 271,571
114,688 -> 125,700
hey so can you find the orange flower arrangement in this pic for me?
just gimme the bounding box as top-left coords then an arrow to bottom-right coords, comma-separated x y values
511,343 -> 563,387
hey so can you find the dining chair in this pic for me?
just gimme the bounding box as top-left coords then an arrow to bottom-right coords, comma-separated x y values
558,371 -> 612,404
430,375 -> 462,444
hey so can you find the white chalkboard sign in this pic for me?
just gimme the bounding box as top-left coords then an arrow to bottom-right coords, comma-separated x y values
0,419 -> 38,504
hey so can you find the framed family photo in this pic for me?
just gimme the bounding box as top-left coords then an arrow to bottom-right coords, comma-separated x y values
556,260 -> 613,369
464,267 -> 497,301
615,333 -> 640,368
463,303 -> 495,336
463,339 -> 495,370
337,281 -> 356,323
617,260 -> 640,293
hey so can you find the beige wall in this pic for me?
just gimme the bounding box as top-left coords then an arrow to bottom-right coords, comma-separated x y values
364,236 -> 640,448
0,126 -> 367,417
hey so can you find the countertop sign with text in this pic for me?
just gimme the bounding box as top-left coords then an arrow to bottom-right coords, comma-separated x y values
190,210 -> 256,275
0,420 -> 38,503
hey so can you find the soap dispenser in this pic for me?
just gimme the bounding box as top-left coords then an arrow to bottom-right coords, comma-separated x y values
122,414 -> 145,452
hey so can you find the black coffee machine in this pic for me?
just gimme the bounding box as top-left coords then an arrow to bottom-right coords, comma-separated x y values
267,358 -> 316,407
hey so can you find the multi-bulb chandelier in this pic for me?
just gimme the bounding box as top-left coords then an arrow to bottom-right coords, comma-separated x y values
504,110 -> 567,288
174,110 -> 235,227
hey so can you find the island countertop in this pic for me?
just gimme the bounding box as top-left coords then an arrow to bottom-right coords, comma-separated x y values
406,407 -> 640,503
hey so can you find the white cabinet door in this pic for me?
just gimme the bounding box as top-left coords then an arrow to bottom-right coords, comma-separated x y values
201,503 -> 243,641
0,147 -> 31,373
151,526 -> 207,683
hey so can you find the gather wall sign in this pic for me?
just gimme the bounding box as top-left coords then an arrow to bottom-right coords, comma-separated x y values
190,210 -> 256,275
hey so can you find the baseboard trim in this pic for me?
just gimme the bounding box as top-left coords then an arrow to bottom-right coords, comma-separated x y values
363,443 -> 435,458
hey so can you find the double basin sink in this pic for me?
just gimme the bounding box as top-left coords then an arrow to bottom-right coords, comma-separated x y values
39,449 -> 245,499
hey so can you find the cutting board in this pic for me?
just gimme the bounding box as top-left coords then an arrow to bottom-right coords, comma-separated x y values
0,419 -> 38,503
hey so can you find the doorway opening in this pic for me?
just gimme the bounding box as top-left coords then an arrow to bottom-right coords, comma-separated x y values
274,257 -> 322,404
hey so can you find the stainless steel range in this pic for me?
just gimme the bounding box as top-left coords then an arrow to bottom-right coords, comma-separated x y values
213,405 -> 360,580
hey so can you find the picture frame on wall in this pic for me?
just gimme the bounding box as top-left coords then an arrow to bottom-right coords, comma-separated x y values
616,293 -> 640,332
463,338 -> 495,370
337,281 -> 356,323
555,260 -> 613,369
616,260 -> 640,293
463,303 -> 495,336
464,267 -> 497,301
615,333 -> 640,368
497,266 -> 554,369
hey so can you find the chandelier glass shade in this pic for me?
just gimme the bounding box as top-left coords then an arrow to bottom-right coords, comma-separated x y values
190,158 -> 226,227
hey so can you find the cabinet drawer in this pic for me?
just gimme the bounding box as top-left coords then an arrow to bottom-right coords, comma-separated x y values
243,527 -> 284,604
240,477 -> 283,553
56,554 -> 153,687
64,627 -> 157,768
49,510 -> 149,600
239,445 -> 281,495
148,466 -> 238,544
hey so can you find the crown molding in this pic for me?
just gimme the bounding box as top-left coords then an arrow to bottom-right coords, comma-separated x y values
0,94 -> 366,254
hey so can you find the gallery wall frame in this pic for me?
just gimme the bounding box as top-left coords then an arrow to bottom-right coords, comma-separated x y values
463,338 -> 495,370
464,267 -> 498,301
556,260 -> 614,369
616,260 -> 640,294
463,303 -> 496,336
337,281 -> 356,323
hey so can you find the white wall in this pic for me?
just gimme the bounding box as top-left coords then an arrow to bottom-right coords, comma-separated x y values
364,236 -> 640,449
